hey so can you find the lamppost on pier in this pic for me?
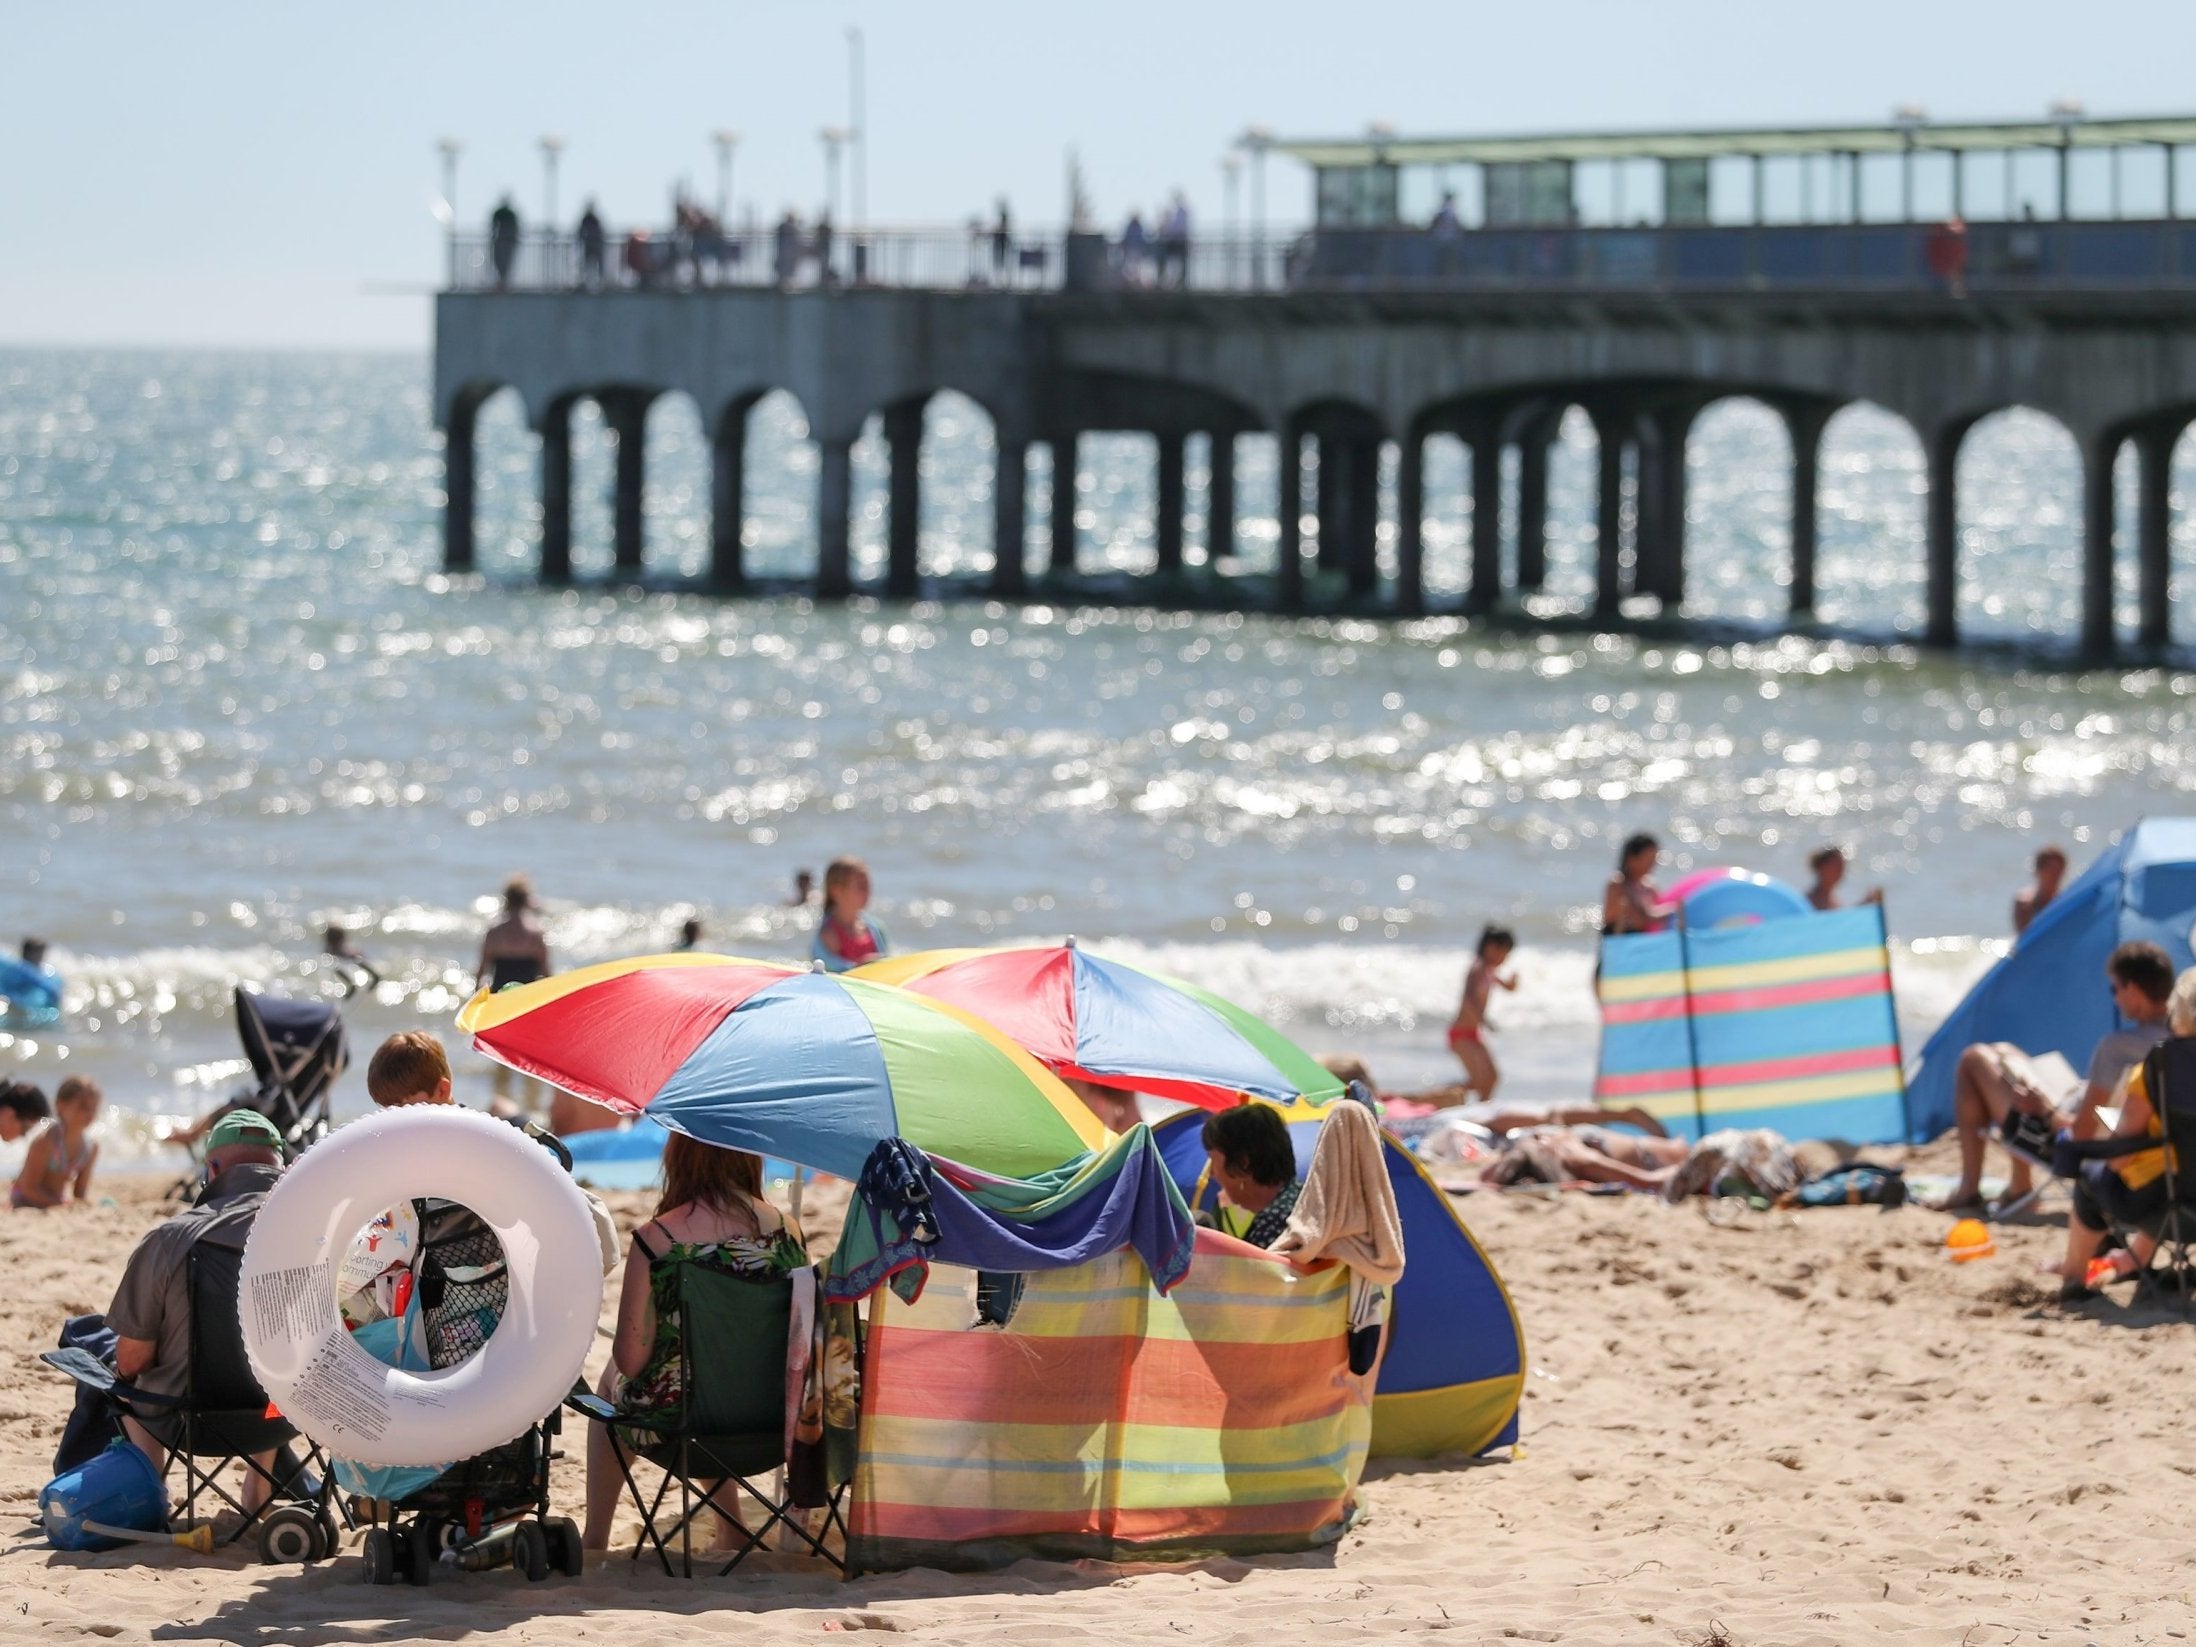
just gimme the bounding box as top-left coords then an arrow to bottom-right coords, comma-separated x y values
1893,104 -> 1927,222
1239,125 -> 1274,289
846,27 -> 866,233
1221,153 -> 1242,287
2051,99 -> 2085,220
436,137 -> 462,286
819,125 -> 850,284
712,129 -> 740,223
538,134 -> 564,228
820,125 -> 850,222
437,137 -> 462,226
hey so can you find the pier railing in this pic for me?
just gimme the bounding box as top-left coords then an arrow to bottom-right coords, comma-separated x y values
446,218 -> 2196,297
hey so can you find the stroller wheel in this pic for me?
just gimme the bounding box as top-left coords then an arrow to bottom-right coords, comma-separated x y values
512,1520 -> 550,1582
361,1527 -> 397,1586
257,1505 -> 327,1565
406,1520 -> 441,1587
548,1517 -> 585,1577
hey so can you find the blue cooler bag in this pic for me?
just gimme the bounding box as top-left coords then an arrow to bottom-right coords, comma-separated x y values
40,1438 -> 167,1551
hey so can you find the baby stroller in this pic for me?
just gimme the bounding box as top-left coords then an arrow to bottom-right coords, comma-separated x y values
346,1161 -> 584,1585
234,987 -> 347,1151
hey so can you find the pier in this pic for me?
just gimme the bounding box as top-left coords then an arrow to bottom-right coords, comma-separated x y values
433,112 -> 2196,653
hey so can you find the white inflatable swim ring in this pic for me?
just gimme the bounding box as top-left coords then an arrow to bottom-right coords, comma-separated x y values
239,1106 -> 604,1468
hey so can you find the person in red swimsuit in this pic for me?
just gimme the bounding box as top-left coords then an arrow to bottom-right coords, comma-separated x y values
812,856 -> 891,973
1448,924 -> 1518,1100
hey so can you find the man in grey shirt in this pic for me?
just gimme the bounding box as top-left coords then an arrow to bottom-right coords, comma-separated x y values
1932,940 -> 2175,1213
108,1110 -> 286,1508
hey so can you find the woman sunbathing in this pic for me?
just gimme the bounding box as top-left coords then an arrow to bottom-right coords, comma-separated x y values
1480,1125 -> 1691,1191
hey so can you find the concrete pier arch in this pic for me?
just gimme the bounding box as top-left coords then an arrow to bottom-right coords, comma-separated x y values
1953,406 -> 2084,646
740,390 -> 820,585
1807,402 -> 1926,635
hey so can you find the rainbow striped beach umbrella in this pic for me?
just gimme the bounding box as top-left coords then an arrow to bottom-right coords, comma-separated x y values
456,955 -> 1105,1180
856,942 -> 1346,1112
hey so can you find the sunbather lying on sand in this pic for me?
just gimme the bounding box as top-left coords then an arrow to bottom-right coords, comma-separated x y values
1479,1125 -> 1803,1204
1480,1125 -> 1690,1191
1318,1055 -> 1668,1138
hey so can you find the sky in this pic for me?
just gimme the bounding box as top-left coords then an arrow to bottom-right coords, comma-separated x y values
7,0 -> 2195,350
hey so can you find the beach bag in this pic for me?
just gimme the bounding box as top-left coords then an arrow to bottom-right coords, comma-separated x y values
1783,1163 -> 1908,1209
46,1314 -> 124,1475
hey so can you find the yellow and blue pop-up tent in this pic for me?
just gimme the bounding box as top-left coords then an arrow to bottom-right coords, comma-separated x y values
1151,1101 -> 1525,1460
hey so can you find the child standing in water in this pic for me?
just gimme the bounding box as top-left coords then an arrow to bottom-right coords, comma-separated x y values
1448,926 -> 1519,1100
812,856 -> 891,972
11,1075 -> 100,1208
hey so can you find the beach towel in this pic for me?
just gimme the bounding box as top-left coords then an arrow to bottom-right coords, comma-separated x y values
826,1126 -> 1195,1305
1270,1101 -> 1405,1285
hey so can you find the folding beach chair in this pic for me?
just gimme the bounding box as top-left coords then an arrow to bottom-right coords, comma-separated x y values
2046,1037 -> 2196,1311
2115,1038 -> 2196,1310
234,987 -> 348,1151
44,1234 -> 343,1561
568,1262 -> 846,1578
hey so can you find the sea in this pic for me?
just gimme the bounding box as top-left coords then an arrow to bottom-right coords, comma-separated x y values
3,347 -> 2193,1172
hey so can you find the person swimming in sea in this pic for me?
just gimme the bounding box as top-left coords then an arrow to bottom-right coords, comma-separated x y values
323,921 -> 382,998
811,856 -> 889,973
2014,843 -> 2069,937
477,876 -> 551,1112
1448,924 -> 1518,1101
1601,833 -> 1669,938
1803,846 -> 1883,911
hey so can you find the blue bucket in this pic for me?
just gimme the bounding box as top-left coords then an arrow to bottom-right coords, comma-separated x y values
39,1438 -> 167,1551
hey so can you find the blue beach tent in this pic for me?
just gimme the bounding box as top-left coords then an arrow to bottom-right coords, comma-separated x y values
1150,1103 -> 1525,1460
1907,818 -> 2196,1141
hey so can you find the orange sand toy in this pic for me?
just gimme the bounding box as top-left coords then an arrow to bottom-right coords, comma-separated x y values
1944,1218 -> 1996,1262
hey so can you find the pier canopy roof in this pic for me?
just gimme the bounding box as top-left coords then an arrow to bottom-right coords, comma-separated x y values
1267,114 -> 2196,169
1257,111 -> 2196,230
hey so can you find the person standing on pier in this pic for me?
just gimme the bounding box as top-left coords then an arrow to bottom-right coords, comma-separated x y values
1158,192 -> 1191,287
814,210 -> 836,287
489,195 -> 520,290
774,209 -> 803,288
1119,210 -> 1150,287
991,199 -> 1013,285
577,200 -> 606,289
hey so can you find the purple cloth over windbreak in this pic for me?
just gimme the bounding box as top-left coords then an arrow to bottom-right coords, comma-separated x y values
824,1130 -> 1195,1305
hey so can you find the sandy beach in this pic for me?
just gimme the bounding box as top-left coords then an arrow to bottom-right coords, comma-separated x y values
4,1149 -> 2184,1647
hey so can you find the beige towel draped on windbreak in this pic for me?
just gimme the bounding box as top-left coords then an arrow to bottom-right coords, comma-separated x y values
1270,1100 -> 1405,1285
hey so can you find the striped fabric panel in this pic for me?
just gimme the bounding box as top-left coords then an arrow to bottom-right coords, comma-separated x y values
1597,943 -> 1891,1006
1595,908 -> 1908,1142
848,1243 -> 1370,1570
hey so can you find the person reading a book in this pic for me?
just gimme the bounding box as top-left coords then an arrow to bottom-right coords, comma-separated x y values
1929,940 -> 2174,1214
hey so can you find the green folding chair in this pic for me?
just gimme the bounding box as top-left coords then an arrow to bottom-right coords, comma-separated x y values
570,1262 -> 846,1577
